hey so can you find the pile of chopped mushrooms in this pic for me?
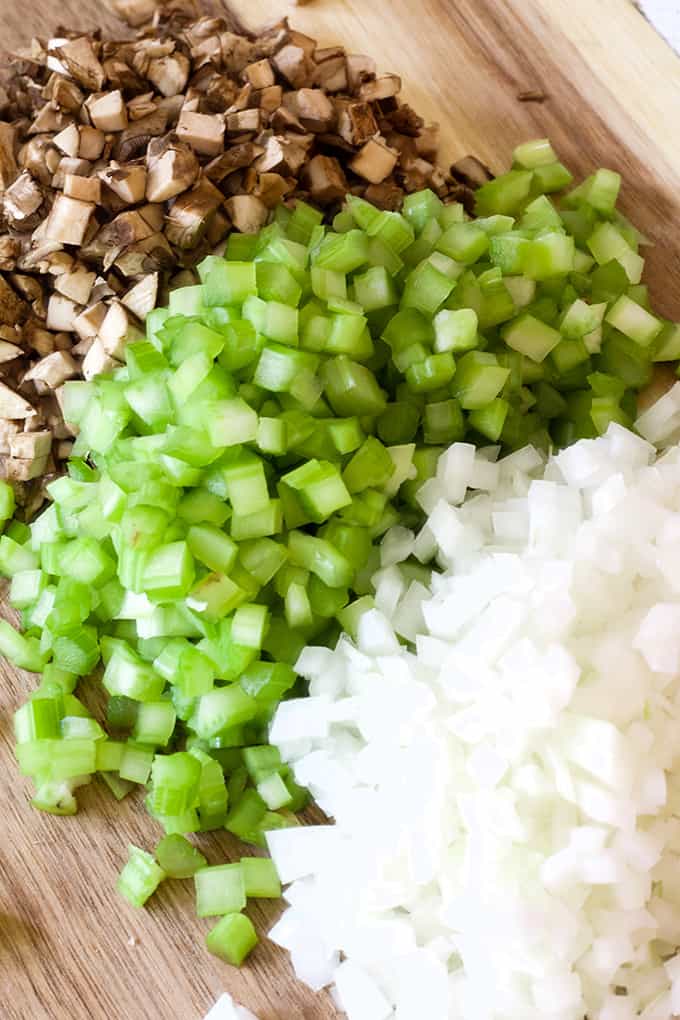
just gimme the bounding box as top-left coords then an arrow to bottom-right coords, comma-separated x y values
0,1 -> 486,512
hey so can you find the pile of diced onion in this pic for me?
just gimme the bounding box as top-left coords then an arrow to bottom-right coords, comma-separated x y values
266,383 -> 680,1020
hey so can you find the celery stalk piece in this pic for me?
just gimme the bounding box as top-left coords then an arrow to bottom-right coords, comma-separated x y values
155,833 -> 207,878
205,912 -> 258,966
195,863 -> 246,917
117,845 -> 165,908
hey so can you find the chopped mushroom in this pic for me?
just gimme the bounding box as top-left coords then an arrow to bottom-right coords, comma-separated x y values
46,294 -> 80,332
147,53 -> 191,98
99,162 -> 147,204
176,111 -> 225,156
53,38 -> 106,92
337,101 -> 379,146
73,302 -> 107,341
224,194 -> 268,234
3,171 -> 43,224
86,90 -> 128,132
0,277 -> 29,327
78,126 -> 106,161
99,300 -> 142,358
145,136 -> 199,202
349,136 -> 399,183
54,268 -> 96,306
273,45 -> 313,89
82,337 -> 121,380
64,174 -> 102,204
53,123 -> 80,158
4,455 -> 49,482
0,123 -> 18,190
24,350 -> 78,388
244,59 -> 275,90
358,74 -> 402,102
121,273 -> 158,320
0,381 -> 35,419
285,88 -> 335,132
9,430 -> 52,461
45,194 -> 95,246
303,154 -> 348,203
0,340 -> 23,364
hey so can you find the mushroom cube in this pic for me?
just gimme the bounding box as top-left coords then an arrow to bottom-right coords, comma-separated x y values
244,59 -> 275,90
121,273 -> 158,320
358,74 -> 402,102
73,302 -> 107,341
337,101 -> 379,146
99,163 -> 147,205
53,37 -> 106,91
54,269 -> 96,306
78,126 -> 106,161
46,294 -> 80,331
5,455 -> 49,481
224,195 -> 268,234
257,85 -> 283,113
99,301 -> 143,358
82,338 -> 121,381
3,171 -> 43,223
349,137 -> 399,184
303,154 -> 348,203
53,123 -> 80,158
64,174 -> 102,204
225,110 -> 262,135
176,111 -> 225,156
86,90 -> 129,132
273,45 -> 312,89
25,351 -> 79,391
147,53 -> 191,98
45,194 -> 95,246
9,431 -> 52,461
0,381 -> 35,419
146,139 -> 199,202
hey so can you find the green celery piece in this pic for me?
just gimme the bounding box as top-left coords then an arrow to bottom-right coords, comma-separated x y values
118,845 -> 166,908
155,833 -> 207,878
205,912 -> 258,966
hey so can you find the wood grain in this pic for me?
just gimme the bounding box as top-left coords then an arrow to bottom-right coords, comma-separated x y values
0,2 -> 679,1019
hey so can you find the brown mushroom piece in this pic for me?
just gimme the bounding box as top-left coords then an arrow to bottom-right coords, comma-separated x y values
147,53 -> 191,98
303,154 -> 348,204
349,136 -> 399,184
121,273 -> 158,321
3,171 -> 43,225
284,88 -> 336,132
0,123 -> 18,191
45,194 -> 95,246
451,155 -> 494,188
25,350 -> 79,390
86,90 -> 129,133
145,136 -> 200,202
176,111 -> 225,157
224,195 -> 268,234
82,337 -> 121,381
64,174 -> 102,204
53,38 -> 106,92
0,381 -> 35,419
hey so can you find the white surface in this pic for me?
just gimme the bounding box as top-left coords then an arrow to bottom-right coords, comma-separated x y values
639,0 -> 680,52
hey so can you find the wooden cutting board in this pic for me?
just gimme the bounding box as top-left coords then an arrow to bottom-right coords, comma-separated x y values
1,3 -> 679,1019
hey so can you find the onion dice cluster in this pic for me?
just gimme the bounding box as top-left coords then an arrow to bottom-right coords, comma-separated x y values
268,387 -> 680,1020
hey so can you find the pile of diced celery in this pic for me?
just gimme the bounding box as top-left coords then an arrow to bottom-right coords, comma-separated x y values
3,138 -> 677,966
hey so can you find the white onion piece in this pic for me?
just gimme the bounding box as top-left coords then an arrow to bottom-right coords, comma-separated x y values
268,423 -> 680,1020
202,993 -> 259,1020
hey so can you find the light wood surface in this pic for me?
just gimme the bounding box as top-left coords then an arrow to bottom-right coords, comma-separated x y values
1,2 -> 680,1019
